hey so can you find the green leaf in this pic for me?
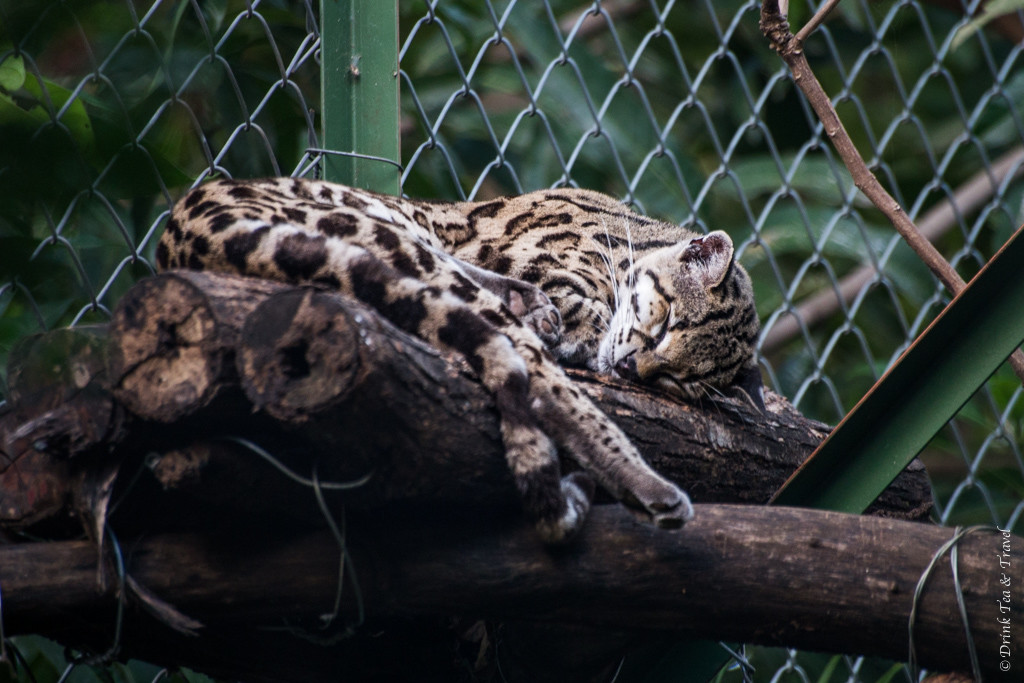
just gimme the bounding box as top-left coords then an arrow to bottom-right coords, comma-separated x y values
873,663 -> 908,683
952,0 -> 1024,49
4,73 -> 98,162
0,54 -> 25,92
815,655 -> 842,683
0,89 -> 49,127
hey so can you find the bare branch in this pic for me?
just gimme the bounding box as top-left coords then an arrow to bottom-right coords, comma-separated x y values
759,0 -> 1024,383
762,146 -> 1024,353
793,0 -> 841,44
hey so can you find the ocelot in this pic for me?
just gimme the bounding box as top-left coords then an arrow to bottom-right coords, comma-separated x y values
158,178 -> 762,542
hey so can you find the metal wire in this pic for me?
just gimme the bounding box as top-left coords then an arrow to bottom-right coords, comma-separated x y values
906,524 -> 1001,682
224,437 -> 368,639
310,462 -> 366,635
221,436 -> 374,492
719,642 -> 756,681
305,147 -> 405,173
0,580 -> 6,668
53,524 -> 128,683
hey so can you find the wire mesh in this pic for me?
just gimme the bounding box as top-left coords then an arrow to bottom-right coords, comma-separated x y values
0,0 -> 321,340
1,0 -> 1023,681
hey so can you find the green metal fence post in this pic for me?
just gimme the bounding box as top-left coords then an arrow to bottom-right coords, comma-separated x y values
319,0 -> 400,193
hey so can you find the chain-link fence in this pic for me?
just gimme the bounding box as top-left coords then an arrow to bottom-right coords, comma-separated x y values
2,0 -> 1023,681
0,0 -> 321,339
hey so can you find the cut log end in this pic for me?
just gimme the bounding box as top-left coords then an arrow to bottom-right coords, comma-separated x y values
109,275 -> 223,422
240,289 -> 362,421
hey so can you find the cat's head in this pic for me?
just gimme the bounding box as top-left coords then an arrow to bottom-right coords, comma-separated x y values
597,231 -> 764,409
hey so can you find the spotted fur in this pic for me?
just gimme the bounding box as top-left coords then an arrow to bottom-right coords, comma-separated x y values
159,178 -> 759,541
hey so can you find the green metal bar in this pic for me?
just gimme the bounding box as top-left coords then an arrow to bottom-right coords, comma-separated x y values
319,0 -> 400,193
772,224 -> 1024,512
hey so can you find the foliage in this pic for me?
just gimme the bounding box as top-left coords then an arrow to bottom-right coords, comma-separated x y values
952,0 -> 1024,48
0,0 -> 318,391
0,636 -> 215,683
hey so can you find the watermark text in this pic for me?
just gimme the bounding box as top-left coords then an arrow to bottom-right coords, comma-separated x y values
997,526 -> 1013,672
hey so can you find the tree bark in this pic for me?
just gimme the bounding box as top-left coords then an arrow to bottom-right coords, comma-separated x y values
0,505 -> 1017,681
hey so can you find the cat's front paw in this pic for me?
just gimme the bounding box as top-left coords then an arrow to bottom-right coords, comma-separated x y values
624,477 -> 694,529
507,284 -> 562,348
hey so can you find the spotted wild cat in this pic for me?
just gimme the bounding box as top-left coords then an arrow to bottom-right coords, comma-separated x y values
157,178 -> 762,542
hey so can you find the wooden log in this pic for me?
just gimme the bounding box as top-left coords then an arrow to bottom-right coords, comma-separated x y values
107,271 -> 285,423
6,325 -> 109,411
0,505 -> 1016,681
238,287 -> 364,420
225,277 -> 930,516
3,326 -> 117,464
234,286 -> 519,504
1,270 -> 933,535
569,369 -> 932,519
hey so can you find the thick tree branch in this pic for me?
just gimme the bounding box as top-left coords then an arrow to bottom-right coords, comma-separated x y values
2,271 -> 929,526
0,506 -> 1019,681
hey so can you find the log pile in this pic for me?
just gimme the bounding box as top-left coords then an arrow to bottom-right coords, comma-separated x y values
0,270 -> 1013,682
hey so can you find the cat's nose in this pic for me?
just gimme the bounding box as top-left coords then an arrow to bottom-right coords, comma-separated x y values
614,353 -> 638,380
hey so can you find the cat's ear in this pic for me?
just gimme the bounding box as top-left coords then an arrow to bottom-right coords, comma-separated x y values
679,231 -> 734,288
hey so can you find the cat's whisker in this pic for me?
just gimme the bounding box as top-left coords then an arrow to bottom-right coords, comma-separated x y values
598,217 -> 623,313
624,218 -> 637,296
696,380 -> 726,400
